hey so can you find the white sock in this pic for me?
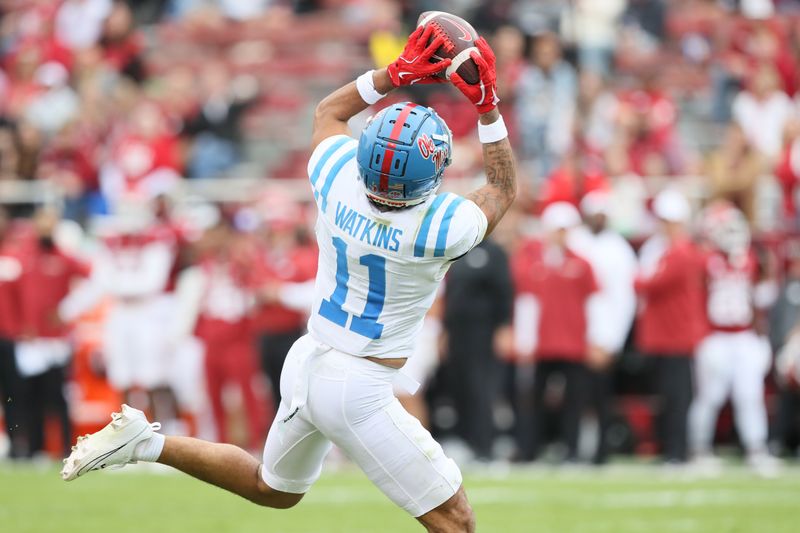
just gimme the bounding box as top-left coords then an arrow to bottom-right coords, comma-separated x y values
134,432 -> 165,462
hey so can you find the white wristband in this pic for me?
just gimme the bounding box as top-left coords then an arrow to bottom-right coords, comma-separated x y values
477,115 -> 508,144
356,70 -> 386,105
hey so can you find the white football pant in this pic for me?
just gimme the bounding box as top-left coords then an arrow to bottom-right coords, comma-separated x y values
689,330 -> 771,455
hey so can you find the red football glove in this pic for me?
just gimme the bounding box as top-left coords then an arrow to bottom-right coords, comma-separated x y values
387,25 -> 452,87
450,37 -> 499,114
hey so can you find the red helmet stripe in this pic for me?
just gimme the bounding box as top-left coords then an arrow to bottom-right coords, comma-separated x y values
380,141 -> 397,191
388,102 -> 419,141
378,103 -> 418,192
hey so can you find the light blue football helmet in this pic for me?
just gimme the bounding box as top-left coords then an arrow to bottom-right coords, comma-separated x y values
356,102 -> 452,207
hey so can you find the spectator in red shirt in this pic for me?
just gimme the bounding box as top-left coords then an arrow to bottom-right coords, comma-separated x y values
0,207 -> 26,458
17,207 -> 90,457
512,202 -> 598,462
149,195 -> 191,293
100,101 -> 182,205
617,70 -> 684,175
193,221 -> 265,451
0,206 -> 21,342
39,121 -> 104,222
539,150 -> 609,209
635,189 -> 706,464
2,46 -> 45,120
774,118 -> 800,223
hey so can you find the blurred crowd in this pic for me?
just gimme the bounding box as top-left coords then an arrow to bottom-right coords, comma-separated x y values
3,0 -> 800,472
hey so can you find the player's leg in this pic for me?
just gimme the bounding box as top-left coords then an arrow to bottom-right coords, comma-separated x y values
24,371 -> 46,456
527,360 -> 552,461
560,361 -> 589,462
448,325 -> 494,460
62,402 -> 305,507
202,342 -> 228,443
104,306 -> 136,406
149,386 -> 179,427
588,364 -> 613,464
463,332 -> 497,460
688,335 -> 731,458
158,435 -> 304,508
45,365 -> 73,458
140,299 -> 179,424
258,336 -> 333,504
658,356 -> 693,462
0,337 -> 25,457
63,335 -> 330,511
231,340 -> 266,450
309,352 -> 472,531
417,487 -> 475,533
730,333 -> 776,476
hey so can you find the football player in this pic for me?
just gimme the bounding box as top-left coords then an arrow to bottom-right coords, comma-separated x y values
62,25 -> 516,532
689,200 -> 779,476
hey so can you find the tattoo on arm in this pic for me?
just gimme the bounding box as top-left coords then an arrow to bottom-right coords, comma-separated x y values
467,137 -> 517,235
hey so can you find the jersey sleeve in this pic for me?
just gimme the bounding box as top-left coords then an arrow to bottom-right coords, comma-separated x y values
413,193 -> 488,260
307,135 -> 359,212
444,198 -> 488,259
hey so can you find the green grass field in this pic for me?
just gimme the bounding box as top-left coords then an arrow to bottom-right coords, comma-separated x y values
2,462 -> 799,532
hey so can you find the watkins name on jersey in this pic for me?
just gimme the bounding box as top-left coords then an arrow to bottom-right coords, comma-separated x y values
334,202 -> 403,253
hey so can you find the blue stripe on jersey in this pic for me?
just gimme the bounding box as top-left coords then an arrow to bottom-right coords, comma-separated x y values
309,137 -> 350,189
434,196 -> 465,257
414,194 -> 450,258
320,147 -> 356,213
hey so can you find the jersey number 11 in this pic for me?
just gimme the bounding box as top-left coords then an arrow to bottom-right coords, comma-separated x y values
319,237 -> 386,339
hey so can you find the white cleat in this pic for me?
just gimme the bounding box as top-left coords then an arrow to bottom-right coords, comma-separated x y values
61,404 -> 161,481
690,454 -> 724,478
747,451 -> 781,479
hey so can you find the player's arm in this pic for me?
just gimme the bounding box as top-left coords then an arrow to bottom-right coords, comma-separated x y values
311,70 -> 393,151
468,109 -> 516,235
311,26 -> 451,152
634,250 -> 685,296
451,38 -> 516,235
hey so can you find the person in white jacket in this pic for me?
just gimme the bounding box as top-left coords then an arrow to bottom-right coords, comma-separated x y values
569,190 -> 637,463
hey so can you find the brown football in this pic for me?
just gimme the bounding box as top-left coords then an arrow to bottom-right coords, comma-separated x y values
417,11 -> 481,85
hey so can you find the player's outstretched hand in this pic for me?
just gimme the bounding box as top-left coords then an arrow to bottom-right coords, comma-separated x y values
387,25 -> 452,87
450,37 -> 499,114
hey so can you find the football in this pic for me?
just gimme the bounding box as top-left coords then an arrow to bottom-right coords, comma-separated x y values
416,11 -> 481,85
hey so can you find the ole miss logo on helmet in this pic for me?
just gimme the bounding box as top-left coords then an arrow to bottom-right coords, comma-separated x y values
417,133 -> 449,174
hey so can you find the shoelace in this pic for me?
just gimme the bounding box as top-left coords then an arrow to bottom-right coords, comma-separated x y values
109,410 -> 162,431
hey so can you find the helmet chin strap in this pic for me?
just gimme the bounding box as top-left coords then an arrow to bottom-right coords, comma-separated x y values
365,191 -> 425,209
361,181 -> 440,209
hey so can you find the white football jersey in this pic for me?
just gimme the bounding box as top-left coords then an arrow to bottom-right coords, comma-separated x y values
306,135 -> 487,358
